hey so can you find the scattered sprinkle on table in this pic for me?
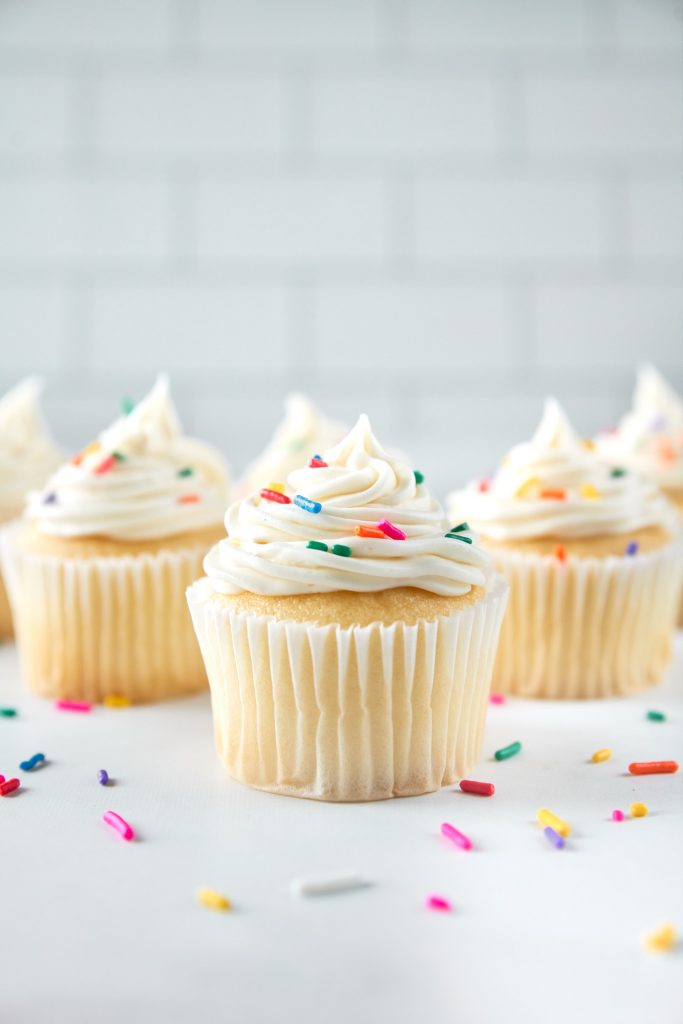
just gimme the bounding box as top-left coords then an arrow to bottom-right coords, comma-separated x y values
537,808 -> 571,837
489,693 -> 505,705
630,802 -> 648,818
0,778 -> 21,796
643,923 -> 677,953
0,707 -> 17,717
425,895 -> 452,913
544,826 -> 565,849
612,809 -> 625,822
629,760 -> 678,775
290,872 -> 366,898
19,753 -> 45,772
459,779 -> 495,797
55,699 -> 91,713
591,748 -> 611,763
197,888 -> 231,912
646,710 -> 666,722
494,741 -> 521,761
98,769 -> 109,786
102,810 -> 135,841
104,694 -> 130,708
440,822 -> 472,850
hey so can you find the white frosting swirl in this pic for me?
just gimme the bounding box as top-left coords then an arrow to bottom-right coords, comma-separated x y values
448,398 -> 675,541
28,376 -> 229,541
205,414 -> 492,597
0,377 -> 62,516
237,394 -> 347,498
597,364 -> 683,491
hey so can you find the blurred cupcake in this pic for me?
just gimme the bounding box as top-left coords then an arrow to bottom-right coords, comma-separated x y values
237,393 -> 346,498
448,398 -> 682,699
0,378 -> 62,639
188,414 -> 508,802
1,376 -> 229,703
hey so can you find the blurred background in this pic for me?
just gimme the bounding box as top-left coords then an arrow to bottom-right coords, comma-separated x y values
0,0 -> 681,495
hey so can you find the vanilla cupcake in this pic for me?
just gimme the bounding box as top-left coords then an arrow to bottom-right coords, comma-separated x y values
1,376 -> 229,702
188,415 -> 508,802
0,378 -> 62,639
236,393 -> 346,499
448,399 -> 682,699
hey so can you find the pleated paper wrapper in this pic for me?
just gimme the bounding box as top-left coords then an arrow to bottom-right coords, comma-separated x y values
0,523 -> 209,703
0,511 -> 18,639
489,540 -> 683,699
187,575 -> 509,802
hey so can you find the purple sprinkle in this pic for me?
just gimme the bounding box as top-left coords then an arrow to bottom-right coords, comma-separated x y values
43,492 -> 57,505
626,541 -> 639,556
98,769 -> 109,786
544,826 -> 565,849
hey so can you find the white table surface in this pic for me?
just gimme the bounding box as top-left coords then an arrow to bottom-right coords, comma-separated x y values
1,637 -> 682,1024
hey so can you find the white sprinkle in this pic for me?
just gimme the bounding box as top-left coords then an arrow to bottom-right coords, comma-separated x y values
290,871 -> 368,898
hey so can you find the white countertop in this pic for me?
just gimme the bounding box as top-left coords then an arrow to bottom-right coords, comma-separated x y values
1,637 -> 682,1024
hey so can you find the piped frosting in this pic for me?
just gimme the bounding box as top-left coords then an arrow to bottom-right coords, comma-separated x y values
0,377 -> 62,515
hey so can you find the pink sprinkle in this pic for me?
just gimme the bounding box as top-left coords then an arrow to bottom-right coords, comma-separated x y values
478,479 -> 491,493
377,519 -> 407,541
102,810 -> 135,842
489,693 -> 506,705
55,699 -> 92,713
426,894 -> 452,912
440,821 -> 472,851
612,809 -> 625,822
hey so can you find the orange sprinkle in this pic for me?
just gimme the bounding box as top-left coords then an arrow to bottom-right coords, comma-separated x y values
354,525 -> 386,539
540,488 -> 566,500
178,494 -> 200,504
658,440 -> 676,463
554,544 -> 567,562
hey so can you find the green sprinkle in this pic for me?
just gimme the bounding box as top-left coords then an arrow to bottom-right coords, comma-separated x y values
331,544 -> 352,557
112,451 -> 125,462
446,533 -> 473,544
414,470 -> 424,485
450,522 -> 469,533
0,707 -> 18,717
610,467 -> 627,477
307,541 -> 328,552
494,741 -> 522,761
646,710 -> 666,722
121,396 -> 135,415
178,467 -> 194,478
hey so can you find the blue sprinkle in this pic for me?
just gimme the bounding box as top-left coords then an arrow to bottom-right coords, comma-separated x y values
294,494 -> 322,514
20,752 -> 45,772
98,769 -> 109,786
544,826 -> 565,850
626,541 -> 639,556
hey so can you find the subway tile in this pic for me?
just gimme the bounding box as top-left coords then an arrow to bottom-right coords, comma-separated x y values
406,0 -> 588,51
0,75 -> 70,154
0,287 -> 63,371
615,0 -> 683,51
197,0 -> 380,51
0,0 -> 169,51
627,179 -> 683,258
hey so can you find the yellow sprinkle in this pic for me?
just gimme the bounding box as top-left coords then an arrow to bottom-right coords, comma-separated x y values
268,482 -> 285,493
581,438 -> 596,451
630,802 -> 648,818
592,748 -> 612,763
516,476 -> 539,499
643,923 -> 676,953
580,482 -> 601,500
537,808 -> 571,838
197,887 -> 231,912
104,694 -> 130,708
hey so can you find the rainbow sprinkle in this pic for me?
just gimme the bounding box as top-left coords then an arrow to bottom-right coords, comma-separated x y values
610,467 -> 627,477
494,741 -> 521,761
94,454 -> 117,476
331,544 -> 351,557
178,494 -> 200,504
355,525 -> 386,539
378,519 -> 406,540
554,544 -> 567,562
540,488 -> 566,500
625,541 -> 639,556
294,494 -> 322,514
121,396 -> 135,415
425,894 -> 452,912
0,708 -> 17,717
580,483 -> 601,500
646,710 -> 666,722
414,470 -> 424,484
178,467 -> 194,478
306,541 -> 328,552
260,488 -> 291,504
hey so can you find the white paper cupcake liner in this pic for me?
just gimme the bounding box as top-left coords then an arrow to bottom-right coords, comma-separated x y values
1,522 -> 209,702
489,540 -> 683,699
187,575 -> 509,802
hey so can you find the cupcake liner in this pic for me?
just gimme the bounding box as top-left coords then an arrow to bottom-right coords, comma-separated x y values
1,522 -> 208,702
0,512 -> 19,640
187,575 -> 509,802
488,540 -> 683,699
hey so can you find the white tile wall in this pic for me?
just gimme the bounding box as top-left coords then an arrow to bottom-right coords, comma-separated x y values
0,0 -> 681,498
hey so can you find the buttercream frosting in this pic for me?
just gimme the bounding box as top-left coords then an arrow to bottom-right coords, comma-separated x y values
28,376 -> 229,541
205,414 -> 492,597
448,398 -> 675,541
0,377 -> 62,516
597,364 -> 683,491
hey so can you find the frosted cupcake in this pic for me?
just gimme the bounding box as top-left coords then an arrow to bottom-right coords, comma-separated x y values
188,414 -> 508,802
1,376 -> 229,703
237,393 -> 346,499
448,398 -> 682,699
0,378 -> 62,639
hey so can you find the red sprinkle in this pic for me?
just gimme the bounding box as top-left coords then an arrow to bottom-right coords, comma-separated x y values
354,525 -> 386,539
477,479 -> 491,493
554,544 -> 567,562
260,488 -> 291,504
540,488 -> 567,500
628,760 -> 679,775
94,454 -> 117,476
459,779 -> 495,797
308,457 -> 328,468
0,778 -> 21,796
178,494 -> 200,504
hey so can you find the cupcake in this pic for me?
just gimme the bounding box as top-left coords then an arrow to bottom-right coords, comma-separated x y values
188,414 -> 508,802
0,378 -> 62,639
448,398 -> 682,699
236,393 -> 346,499
1,376 -> 229,703
597,365 -> 683,622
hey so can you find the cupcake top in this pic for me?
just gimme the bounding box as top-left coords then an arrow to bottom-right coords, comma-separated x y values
237,393 -> 346,498
0,377 -> 62,516
597,364 -> 683,492
448,398 -> 674,542
28,376 -> 229,541
205,414 -> 492,597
